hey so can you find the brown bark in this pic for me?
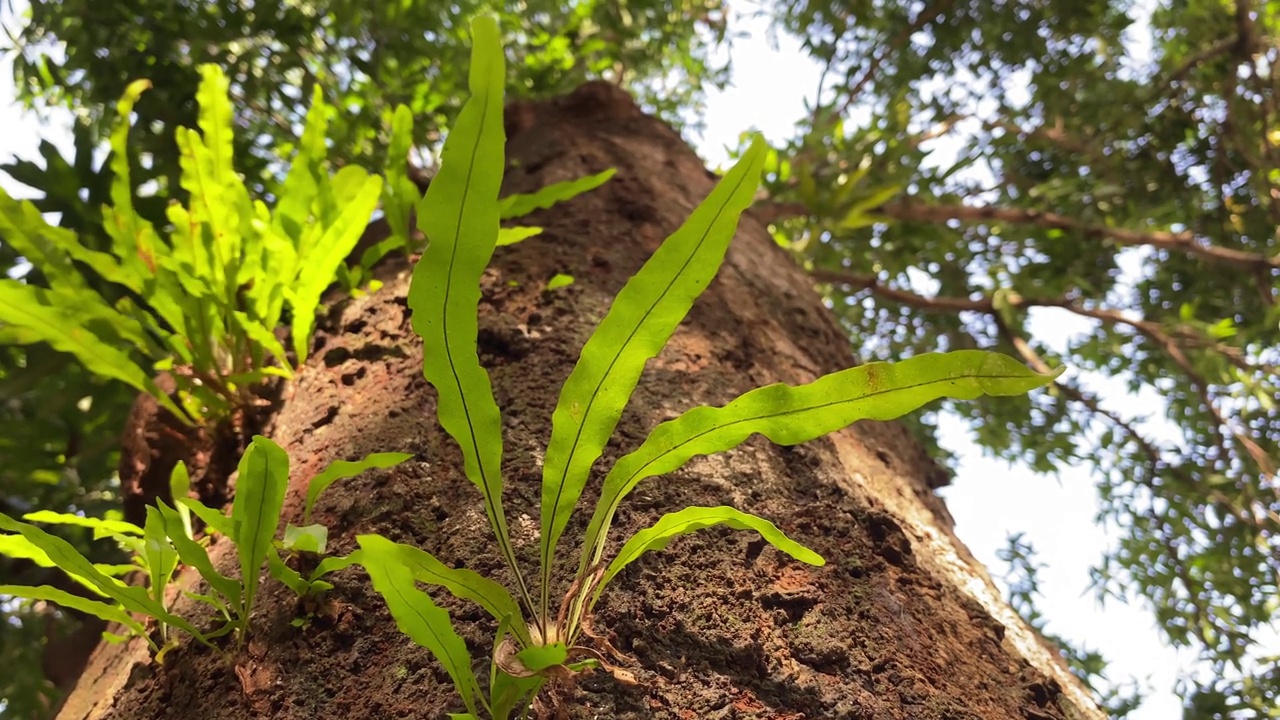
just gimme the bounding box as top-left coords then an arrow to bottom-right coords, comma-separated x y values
57,82 -> 1102,720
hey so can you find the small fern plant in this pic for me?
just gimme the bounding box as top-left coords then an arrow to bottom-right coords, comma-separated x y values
0,66 -> 382,424
352,15 -> 1062,720
0,436 -> 408,655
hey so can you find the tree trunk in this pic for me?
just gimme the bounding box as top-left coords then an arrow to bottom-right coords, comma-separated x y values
56,82 -> 1103,720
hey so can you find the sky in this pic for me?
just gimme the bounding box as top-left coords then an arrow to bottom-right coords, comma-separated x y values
690,9 -> 1187,720
0,6 -> 1205,719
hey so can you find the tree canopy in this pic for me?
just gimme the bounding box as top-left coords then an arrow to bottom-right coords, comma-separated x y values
0,0 -> 1276,717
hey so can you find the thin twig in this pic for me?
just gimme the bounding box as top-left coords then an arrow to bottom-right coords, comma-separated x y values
832,0 -> 955,118
811,266 -> 1279,479
759,199 -> 1280,270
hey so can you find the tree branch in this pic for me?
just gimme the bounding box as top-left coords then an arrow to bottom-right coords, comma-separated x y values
1162,35 -> 1238,88
832,1 -> 954,118
987,312 -> 1279,535
812,266 -> 1278,477
758,199 -> 1280,270
811,266 -> 1279,376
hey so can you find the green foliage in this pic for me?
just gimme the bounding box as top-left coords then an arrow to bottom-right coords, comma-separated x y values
404,14 -> 531,621
544,274 -> 575,291
0,511 -> 207,654
539,133 -> 766,626
0,66 -> 381,427
768,1 -> 1279,710
229,437 -> 290,631
0,436 -> 403,659
498,169 -> 616,219
7,0 -> 727,195
578,351 -> 1064,577
290,451 -> 413,555
357,534 -> 485,717
998,535 -> 1145,718
599,505 -> 824,595
6,0 -> 1266,713
355,17 -> 1060,718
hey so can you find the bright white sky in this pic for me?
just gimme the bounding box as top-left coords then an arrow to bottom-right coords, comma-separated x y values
691,9 -> 1187,720
0,7 -> 1201,718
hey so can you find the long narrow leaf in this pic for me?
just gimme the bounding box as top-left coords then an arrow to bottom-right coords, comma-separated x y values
498,168 -> 616,220
0,512 -> 207,641
0,534 -> 113,599
302,451 -> 413,525
0,535 -> 57,566
0,281 -> 188,421
595,506 -> 823,605
406,15 -> 532,613
169,462 -> 194,541
155,500 -> 242,609
310,553 -> 357,582
496,226 -> 543,246
194,65 -> 236,195
232,311 -> 293,375
382,104 -> 418,246
0,189 -> 87,290
289,169 -> 382,362
230,435 -> 290,623
0,584 -> 148,640
582,350 -> 1061,569
387,539 -> 531,647
0,192 -> 142,293
274,85 -> 328,250
540,136 -> 767,607
179,497 -> 234,537
190,65 -> 251,297
267,549 -> 321,596
142,507 -> 179,609
355,535 -> 483,716
22,510 -> 142,539
104,78 -> 160,280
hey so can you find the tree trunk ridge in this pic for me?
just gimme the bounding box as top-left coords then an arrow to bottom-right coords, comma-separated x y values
57,81 -> 1102,720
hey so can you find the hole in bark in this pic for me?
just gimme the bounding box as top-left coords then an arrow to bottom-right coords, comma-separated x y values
323,346 -> 352,367
313,406 -> 339,429
477,325 -> 530,360
354,344 -> 409,362
760,593 -> 818,624
341,367 -> 367,386
866,513 -> 911,566
1026,681 -> 1059,707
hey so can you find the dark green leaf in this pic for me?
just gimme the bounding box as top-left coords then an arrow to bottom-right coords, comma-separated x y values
582,350 -> 1060,569
498,168 -> 616,219
229,436 -> 290,622
541,136 -> 767,608
302,451 -> 412,525
355,534 -> 482,716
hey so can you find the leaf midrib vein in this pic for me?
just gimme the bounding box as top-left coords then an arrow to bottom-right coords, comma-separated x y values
598,371 -> 1039,540
543,166 -> 754,590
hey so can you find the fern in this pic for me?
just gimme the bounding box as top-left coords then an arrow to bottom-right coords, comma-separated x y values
0,65 -> 382,424
353,15 -> 1065,719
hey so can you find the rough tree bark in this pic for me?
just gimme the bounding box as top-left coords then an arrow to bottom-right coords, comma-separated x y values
55,82 -> 1103,720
